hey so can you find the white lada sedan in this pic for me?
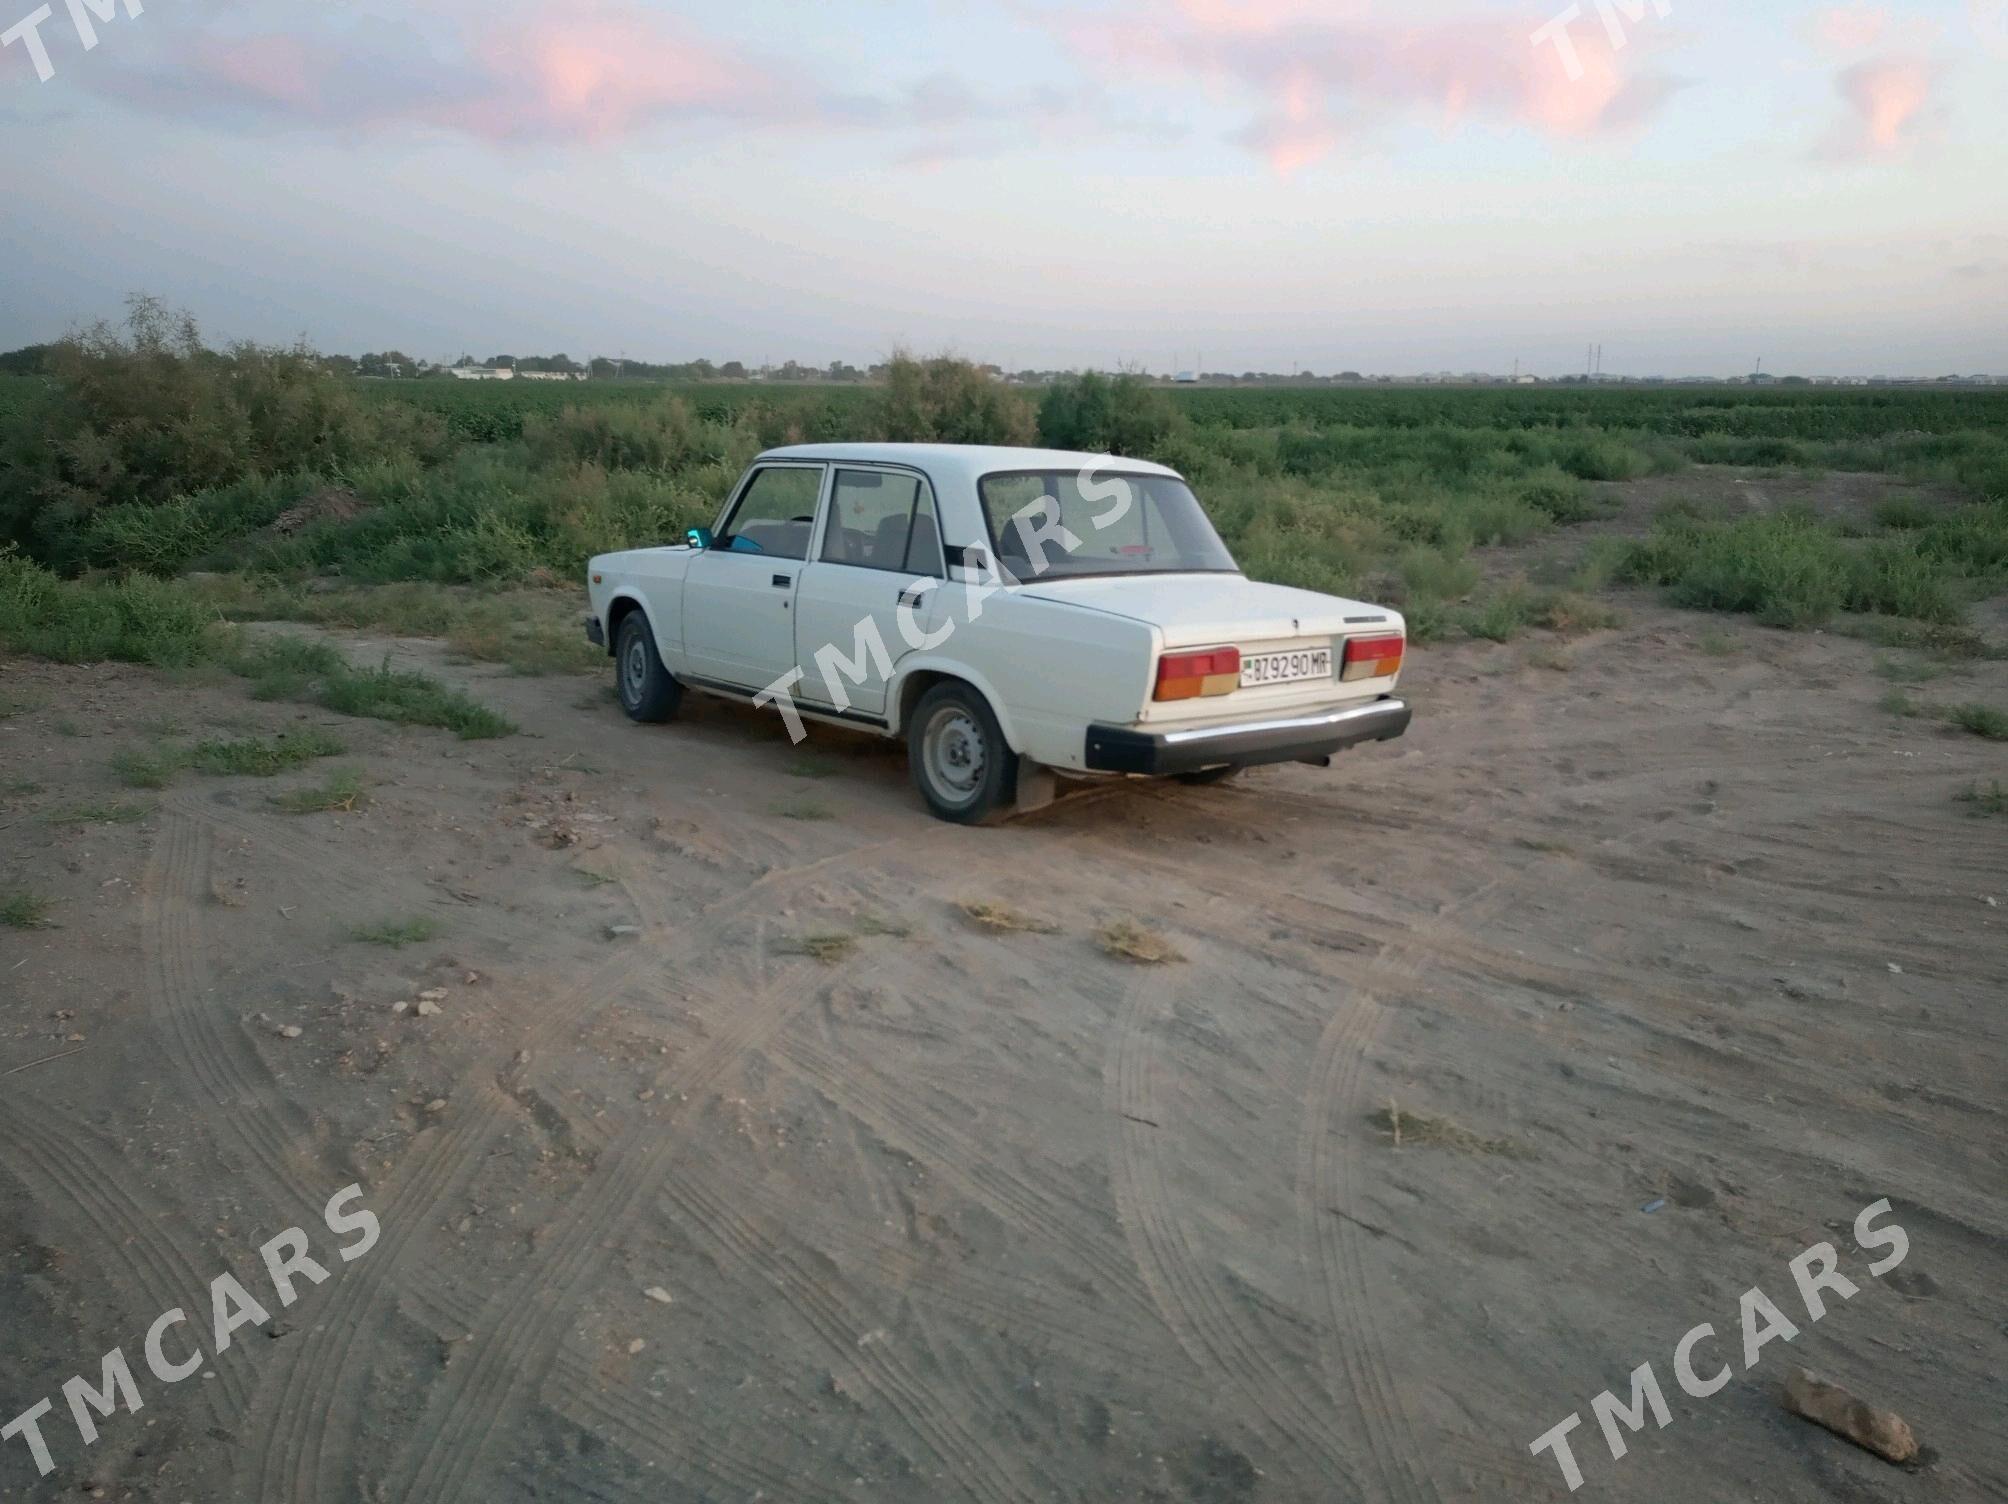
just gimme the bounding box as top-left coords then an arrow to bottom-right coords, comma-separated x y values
585,444 -> 1410,824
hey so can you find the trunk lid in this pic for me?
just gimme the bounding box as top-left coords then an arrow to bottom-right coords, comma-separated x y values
1017,573 -> 1404,725
1017,574 -> 1392,646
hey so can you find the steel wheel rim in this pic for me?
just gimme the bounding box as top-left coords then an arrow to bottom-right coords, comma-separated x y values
621,635 -> 648,703
922,707 -> 985,806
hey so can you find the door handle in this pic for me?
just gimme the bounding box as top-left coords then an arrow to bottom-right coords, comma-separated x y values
771,574 -> 792,589
898,585 -> 930,609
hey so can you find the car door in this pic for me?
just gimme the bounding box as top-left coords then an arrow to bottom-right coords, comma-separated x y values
680,463 -> 827,687
793,467 -> 946,718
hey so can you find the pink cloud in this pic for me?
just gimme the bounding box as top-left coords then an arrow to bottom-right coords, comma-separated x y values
1807,4 -> 1891,53
1823,56 -> 1936,156
1056,0 -> 1682,173
447,9 -> 771,144
111,3 -> 795,145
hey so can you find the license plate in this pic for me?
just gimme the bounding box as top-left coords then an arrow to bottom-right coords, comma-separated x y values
1241,647 -> 1332,688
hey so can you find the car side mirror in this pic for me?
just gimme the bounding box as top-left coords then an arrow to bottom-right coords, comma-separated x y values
686,527 -> 713,550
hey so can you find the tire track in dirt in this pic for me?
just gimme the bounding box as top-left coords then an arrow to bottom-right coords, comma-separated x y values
143,811 -> 321,1215
0,1095 -> 249,1422
659,1165 -> 1045,1504
1104,968 -> 1367,1494
547,1348 -> 824,1502
1292,859 -> 1543,1504
160,790 -> 525,951
247,939 -> 651,1501
251,821 -> 977,1501
774,1032 -> 1163,1329
694,1171 -> 1192,1389
374,953 -> 829,1504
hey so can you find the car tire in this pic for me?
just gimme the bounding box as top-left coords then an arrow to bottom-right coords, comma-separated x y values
1176,765 -> 1242,786
614,611 -> 682,724
908,681 -> 1017,825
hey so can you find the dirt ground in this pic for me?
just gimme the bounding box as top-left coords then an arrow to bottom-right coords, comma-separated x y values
4,513 -> 2006,1501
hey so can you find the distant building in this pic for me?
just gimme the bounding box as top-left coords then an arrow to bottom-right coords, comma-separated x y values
517,370 -> 586,381
449,366 -> 515,381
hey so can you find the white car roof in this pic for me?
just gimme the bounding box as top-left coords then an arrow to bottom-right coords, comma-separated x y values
755,443 -> 1185,492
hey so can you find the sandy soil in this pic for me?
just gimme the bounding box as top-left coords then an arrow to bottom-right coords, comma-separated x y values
3,557 -> 2004,1501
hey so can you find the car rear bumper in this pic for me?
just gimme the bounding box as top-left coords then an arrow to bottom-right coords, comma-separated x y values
1084,696 -> 1411,775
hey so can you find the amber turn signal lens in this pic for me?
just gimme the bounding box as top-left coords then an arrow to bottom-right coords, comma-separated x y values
1155,647 -> 1243,701
1341,633 -> 1404,682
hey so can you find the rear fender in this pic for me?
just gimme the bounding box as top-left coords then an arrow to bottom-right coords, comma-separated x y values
888,658 -> 1024,753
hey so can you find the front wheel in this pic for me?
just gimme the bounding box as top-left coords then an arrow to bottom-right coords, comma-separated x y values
615,612 -> 682,724
908,682 -> 1017,825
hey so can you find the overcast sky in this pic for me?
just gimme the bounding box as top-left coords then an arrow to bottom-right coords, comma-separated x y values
3,0 -> 2002,376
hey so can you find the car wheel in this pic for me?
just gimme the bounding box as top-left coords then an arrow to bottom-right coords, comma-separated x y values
1176,765 -> 1242,786
909,681 -> 1017,825
614,611 -> 681,724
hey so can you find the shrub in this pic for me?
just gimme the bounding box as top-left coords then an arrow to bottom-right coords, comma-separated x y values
0,298 -> 444,569
878,354 -> 1035,445
1622,512 -> 1852,628
1037,372 -> 1185,458
0,552 -> 216,665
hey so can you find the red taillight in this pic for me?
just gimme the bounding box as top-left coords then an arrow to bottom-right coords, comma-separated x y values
1155,646 -> 1242,702
1342,632 -> 1404,682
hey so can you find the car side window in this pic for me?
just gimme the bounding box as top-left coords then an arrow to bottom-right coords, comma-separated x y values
904,485 -> 945,576
820,470 -> 944,576
718,467 -> 822,560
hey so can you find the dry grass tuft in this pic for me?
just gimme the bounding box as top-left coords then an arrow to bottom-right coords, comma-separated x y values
957,900 -> 1057,935
780,932 -> 857,965
1096,919 -> 1185,965
1371,1098 -> 1531,1158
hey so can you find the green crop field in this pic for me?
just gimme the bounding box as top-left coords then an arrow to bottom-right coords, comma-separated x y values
2,315 -> 2004,671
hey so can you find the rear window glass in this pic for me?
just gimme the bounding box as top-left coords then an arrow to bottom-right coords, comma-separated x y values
977,471 -> 1238,578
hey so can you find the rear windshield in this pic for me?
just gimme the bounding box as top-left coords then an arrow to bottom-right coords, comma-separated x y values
977,470 -> 1239,579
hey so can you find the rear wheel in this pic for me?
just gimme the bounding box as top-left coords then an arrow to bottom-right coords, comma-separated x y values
615,611 -> 681,724
908,682 -> 1017,825
1176,765 -> 1242,786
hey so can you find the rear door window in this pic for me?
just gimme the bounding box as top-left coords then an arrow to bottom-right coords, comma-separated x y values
821,469 -> 944,576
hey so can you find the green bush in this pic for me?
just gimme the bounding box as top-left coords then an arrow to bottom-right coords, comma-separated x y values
0,298 -> 444,569
878,354 -> 1034,445
0,552 -> 216,665
1037,372 -> 1185,457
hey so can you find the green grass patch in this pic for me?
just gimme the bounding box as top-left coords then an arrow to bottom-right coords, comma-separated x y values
1,890 -> 55,928
111,743 -> 186,788
112,726 -> 345,786
1956,780 -> 2006,815
1943,702 -> 2008,740
48,799 -> 151,825
230,638 -> 514,739
0,554 -> 217,667
1619,505 -> 2001,630
189,727 -> 346,775
777,931 -> 857,964
269,767 -> 369,813
349,915 -> 439,947
1835,617 -> 2001,659
772,797 -> 836,821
